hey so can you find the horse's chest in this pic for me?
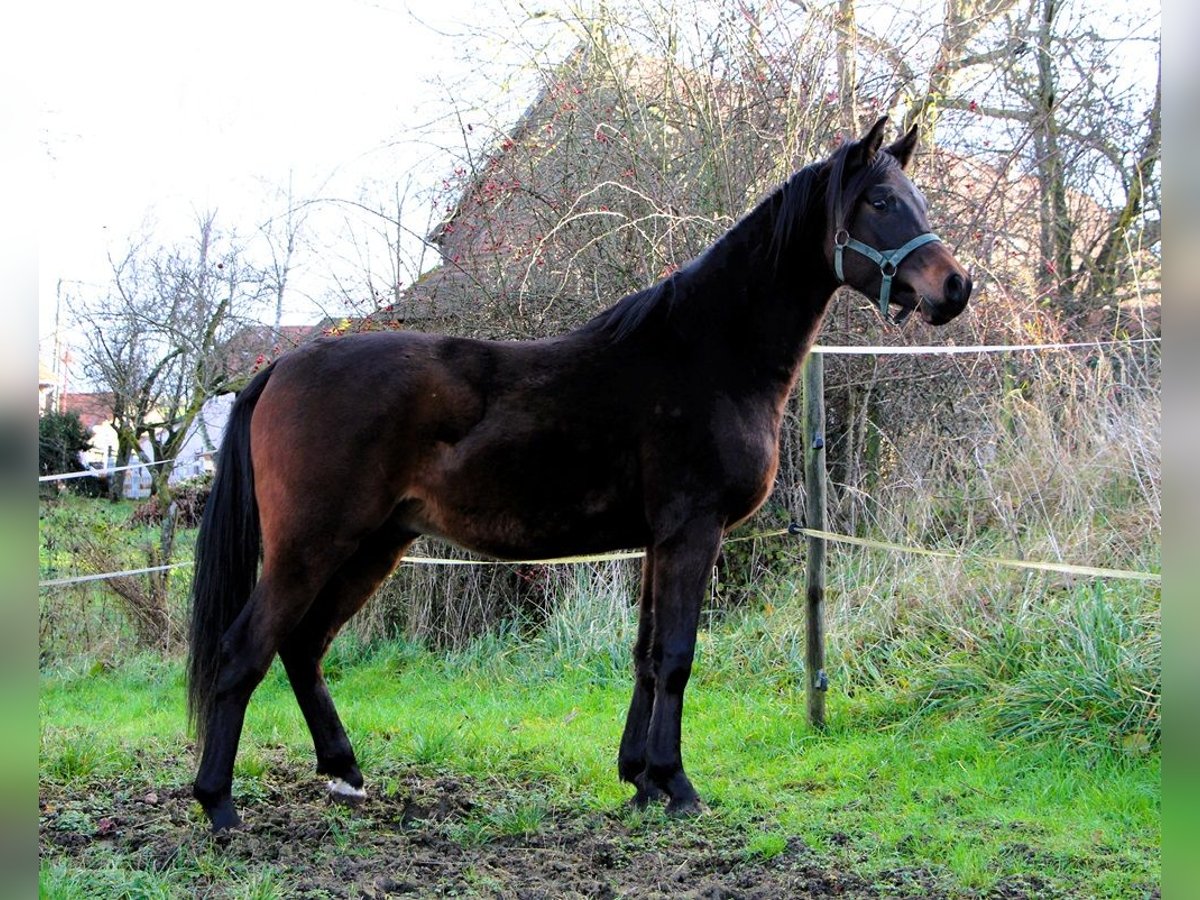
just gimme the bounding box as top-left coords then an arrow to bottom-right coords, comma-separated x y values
649,397 -> 782,522
710,400 -> 785,517
717,429 -> 780,516
709,391 -> 781,464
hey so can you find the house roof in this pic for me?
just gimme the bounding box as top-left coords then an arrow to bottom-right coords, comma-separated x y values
405,41 -> 771,337
220,323 -> 326,380
60,392 -> 115,430
426,42 -> 736,252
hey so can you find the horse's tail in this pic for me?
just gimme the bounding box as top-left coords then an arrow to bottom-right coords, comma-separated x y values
186,363 -> 276,753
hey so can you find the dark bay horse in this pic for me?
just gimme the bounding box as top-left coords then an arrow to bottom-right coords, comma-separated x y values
188,117 -> 972,830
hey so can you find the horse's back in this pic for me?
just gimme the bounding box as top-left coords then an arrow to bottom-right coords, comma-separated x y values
246,329 -> 652,558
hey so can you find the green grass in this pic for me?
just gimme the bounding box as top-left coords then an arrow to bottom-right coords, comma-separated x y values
39,494 -> 198,663
38,492 -> 1160,895
40,627 -> 1159,898
38,494 -> 159,576
39,848 -> 289,899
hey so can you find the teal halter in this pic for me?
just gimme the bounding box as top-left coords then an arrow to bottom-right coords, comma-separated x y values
833,229 -> 942,318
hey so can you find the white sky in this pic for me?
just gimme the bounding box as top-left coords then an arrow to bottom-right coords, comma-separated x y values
36,0 -> 550,351
33,0 -> 1159,362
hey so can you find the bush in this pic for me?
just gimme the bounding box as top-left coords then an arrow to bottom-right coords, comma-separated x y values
39,412 -> 92,482
128,475 -> 213,529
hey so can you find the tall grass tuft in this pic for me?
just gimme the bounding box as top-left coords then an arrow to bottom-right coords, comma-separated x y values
985,585 -> 1160,748
529,560 -> 638,677
816,346 -> 1160,749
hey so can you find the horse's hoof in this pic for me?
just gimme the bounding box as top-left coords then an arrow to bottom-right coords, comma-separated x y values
627,772 -> 667,809
207,799 -> 242,832
629,786 -> 667,810
665,795 -> 706,817
327,777 -> 367,806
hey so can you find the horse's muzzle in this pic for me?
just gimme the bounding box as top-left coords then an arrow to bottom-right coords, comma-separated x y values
921,272 -> 972,325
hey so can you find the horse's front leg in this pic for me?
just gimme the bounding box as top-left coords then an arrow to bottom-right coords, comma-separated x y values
642,523 -> 722,816
618,553 -> 666,807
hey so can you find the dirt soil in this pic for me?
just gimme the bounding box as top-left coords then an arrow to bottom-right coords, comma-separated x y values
40,763 -> 1068,899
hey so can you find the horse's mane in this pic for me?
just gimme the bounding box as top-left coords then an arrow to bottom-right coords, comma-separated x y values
581,267 -> 679,343
581,139 -> 898,343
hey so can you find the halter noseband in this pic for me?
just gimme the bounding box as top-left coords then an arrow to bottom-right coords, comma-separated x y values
833,229 -> 942,318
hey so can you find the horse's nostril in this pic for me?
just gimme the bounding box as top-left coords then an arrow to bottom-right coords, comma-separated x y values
944,272 -> 970,305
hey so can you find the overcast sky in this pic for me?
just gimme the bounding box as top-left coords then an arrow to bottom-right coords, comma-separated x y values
36,0 -> 550,350
33,0 -> 1159,358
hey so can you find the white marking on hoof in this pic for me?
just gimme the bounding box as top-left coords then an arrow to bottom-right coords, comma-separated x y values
327,777 -> 367,802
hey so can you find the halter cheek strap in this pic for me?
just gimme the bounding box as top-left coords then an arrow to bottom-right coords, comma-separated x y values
834,230 -> 942,316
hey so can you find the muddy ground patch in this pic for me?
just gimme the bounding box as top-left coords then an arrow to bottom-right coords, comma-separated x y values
40,760 -> 1074,899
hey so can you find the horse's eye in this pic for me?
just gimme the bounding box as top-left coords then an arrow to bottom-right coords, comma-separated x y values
871,198 -> 888,211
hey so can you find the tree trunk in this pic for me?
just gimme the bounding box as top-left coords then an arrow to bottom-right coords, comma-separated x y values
146,500 -> 180,650
1034,0 -> 1074,298
110,435 -> 136,502
835,0 -> 858,133
1090,67 -> 1160,297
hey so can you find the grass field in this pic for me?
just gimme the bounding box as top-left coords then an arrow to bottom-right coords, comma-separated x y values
39,624 -> 1160,898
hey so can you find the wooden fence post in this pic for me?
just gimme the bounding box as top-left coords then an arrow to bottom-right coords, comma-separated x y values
802,352 -> 828,729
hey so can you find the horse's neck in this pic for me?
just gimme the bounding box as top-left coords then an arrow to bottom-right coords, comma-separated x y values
682,217 -> 837,396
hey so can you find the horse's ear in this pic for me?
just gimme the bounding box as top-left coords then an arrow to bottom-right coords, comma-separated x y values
885,124 -> 919,169
844,116 -> 889,173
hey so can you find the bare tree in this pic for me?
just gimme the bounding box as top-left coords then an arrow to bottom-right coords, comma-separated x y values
75,212 -> 267,636
891,0 -> 1156,311
260,171 -> 310,334
900,0 -> 1026,139
90,213 -> 266,498
81,233 -> 185,503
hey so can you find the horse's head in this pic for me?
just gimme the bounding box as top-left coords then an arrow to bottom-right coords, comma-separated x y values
827,117 -> 972,326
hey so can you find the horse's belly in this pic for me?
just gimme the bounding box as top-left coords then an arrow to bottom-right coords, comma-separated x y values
409,493 -> 648,561
405,438 -> 647,560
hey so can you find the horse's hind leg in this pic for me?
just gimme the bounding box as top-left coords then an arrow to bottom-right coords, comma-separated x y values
192,554 -> 342,830
278,530 -> 413,805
